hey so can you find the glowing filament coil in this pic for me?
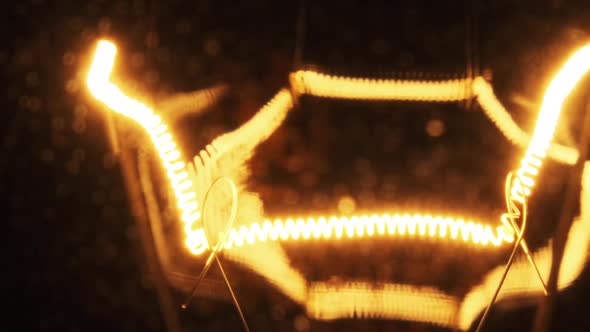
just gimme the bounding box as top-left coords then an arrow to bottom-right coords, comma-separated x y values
84,41 -> 518,254
511,44 -> 590,203
290,70 -> 471,101
291,70 -> 579,166
308,282 -> 458,327
87,39 -> 590,256
87,41 -> 204,252
87,39 -> 590,331
222,214 -> 513,249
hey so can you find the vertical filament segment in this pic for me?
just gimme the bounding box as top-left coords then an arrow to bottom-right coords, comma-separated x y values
511,44 -> 590,202
87,40 -> 205,254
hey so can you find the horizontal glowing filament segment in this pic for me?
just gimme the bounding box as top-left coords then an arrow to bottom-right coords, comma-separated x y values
511,44 -> 590,203
308,282 -> 458,327
291,70 -> 471,101
204,214 -> 514,250
291,70 -> 580,166
87,40 -> 205,254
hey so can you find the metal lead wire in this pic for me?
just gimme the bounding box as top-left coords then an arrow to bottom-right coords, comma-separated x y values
475,173 -> 533,332
474,226 -> 524,332
181,177 -> 250,331
181,250 -> 217,309
501,173 -> 548,296
215,254 -> 250,332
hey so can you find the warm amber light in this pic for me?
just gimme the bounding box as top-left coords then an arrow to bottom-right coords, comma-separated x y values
511,44 -> 590,203
290,70 -> 471,101
87,39 -> 590,331
222,213 -> 513,249
86,39 -> 586,256
87,41 -> 116,94
87,40 -> 206,254
460,163 -> 590,329
307,282 -> 458,327
473,77 -> 578,165
88,41 -> 512,255
247,164 -> 590,330
89,41 -> 513,256
291,70 -> 579,165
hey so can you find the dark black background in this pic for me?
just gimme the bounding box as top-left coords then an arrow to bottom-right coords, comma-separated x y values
4,0 -> 590,331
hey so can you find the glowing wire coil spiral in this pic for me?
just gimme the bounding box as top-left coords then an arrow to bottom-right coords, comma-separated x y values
290,70 -> 471,101
86,41 -> 205,253
87,40 -> 590,258
86,38 -> 590,331
221,214 -> 513,249
510,44 -> 590,203
291,70 -> 579,165
307,282 -> 458,327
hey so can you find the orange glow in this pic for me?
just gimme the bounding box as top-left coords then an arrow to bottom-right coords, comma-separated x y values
87,40 -> 205,254
511,44 -> 590,202
88,41 -> 512,255
87,39 -> 586,255
460,162 -> 590,329
473,77 -> 578,165
291,70 -> 579,166
307,282 -> 458,327
222,213 -> 514,249
302,162 -> 590,330
86,39 -> 590,331
211,88 -> 293,155
290,70 -> 471,101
